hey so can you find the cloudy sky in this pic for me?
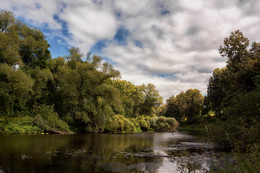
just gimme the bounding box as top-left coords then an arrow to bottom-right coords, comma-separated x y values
1,0 -> 260,100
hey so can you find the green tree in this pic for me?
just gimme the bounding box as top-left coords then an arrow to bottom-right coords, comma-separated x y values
207,68 -> 228,116
52,50 -> 122,132
138,83 -> 163,116
19,25 -> 51,68
164,96 -> 180,118
0,11 -> 21,66
207,31 -> 260,151
26,67 -> 53,108
208,30 -> 260,114
164,89 -> 204,122
0,64 -> 33,114
107,79 -> 143,117
0,10 -> 15,32
0,10 -> 51,68
219,30 -> 249,72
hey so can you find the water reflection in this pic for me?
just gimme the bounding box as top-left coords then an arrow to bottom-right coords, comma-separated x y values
0,132 -> 233,173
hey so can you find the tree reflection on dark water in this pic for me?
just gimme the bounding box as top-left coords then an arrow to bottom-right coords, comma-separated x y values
0,132 -> 233,173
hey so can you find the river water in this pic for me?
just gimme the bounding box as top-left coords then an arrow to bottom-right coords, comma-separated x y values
0,132 -> 233,173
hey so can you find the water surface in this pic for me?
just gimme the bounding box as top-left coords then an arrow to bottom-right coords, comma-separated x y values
0,132 -> 233,173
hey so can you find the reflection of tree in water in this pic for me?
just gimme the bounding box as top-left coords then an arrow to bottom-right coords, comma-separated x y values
0,133 -> 234,173
42,134 -> 163,172
44,134 -> 158,172
0,135 -> 71,173
0,133 -> 160,173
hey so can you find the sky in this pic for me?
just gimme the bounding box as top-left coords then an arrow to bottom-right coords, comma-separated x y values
1,0 -> 260,101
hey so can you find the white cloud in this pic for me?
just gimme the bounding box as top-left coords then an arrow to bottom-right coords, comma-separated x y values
59,3 -> 118,50
1,0 -> 260,101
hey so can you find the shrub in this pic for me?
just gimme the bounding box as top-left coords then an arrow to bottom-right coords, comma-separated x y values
135,115 -> 150,131
33,105 -> 69,133
105,114 -> 136,133
132,115 -> 178,132
155,116 -> 178,132
147,117 -> 157,130
0,116 -> 42,134
3,122 -> 42,134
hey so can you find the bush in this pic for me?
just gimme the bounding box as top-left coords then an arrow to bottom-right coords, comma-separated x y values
33,105 -> 69,134
134,115 -> 150,131
3,122 -> 42,134
132,115 -> 178,132
155,116 -> 178,132
105,114 -> 136,133
147,117 -> 157,130
0,116 -> 42,134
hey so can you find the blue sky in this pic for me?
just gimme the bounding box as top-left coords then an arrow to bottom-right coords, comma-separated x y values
2,0 -> 260,100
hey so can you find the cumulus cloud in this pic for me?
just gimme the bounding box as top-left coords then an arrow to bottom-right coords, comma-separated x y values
1,0 -> 260,101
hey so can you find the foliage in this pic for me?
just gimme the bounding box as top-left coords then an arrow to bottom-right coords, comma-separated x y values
155,116 -> 178,132
0,10 -> 51,68
164,89 -> 204,122
208,30 -> 260,117
107,79 -> 142,117
133,115 -> 178,132
206,30 -> 260,152
0,63 -> 34,114
208,88 -> 260,151
138,83 -> 163,116
33,105 -> 69,133
105,115 -> 178,133
105,114 -> 136,133
0,116 -> 42,134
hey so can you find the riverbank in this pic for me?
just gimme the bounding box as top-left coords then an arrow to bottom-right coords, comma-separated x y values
0,115 -> 179,135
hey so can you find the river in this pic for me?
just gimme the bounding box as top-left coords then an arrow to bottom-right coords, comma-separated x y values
0,132 -> 233,173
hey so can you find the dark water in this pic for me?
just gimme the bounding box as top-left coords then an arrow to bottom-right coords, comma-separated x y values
0,132 -> 233,173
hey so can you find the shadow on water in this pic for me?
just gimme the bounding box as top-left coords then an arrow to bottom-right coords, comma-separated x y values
0,132 -> 233,173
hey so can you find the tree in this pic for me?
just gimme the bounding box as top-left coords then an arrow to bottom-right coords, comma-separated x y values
219,30 -> 249,72
0,10 -> 51,68
207,68 -> 228,116
0,10 -> 15,33
164,89 -> 204,122
0,64 -> 33,114
0,11 -> 21,66
138,83 -> 163,116
207,31 -> 260,151
107,79 -> 143,117
208,31 -> 260,113
164,96 -> 180,118
19,26 -> 51,68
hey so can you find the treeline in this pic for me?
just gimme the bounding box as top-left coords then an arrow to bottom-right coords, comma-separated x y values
0,10 -> 178,134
